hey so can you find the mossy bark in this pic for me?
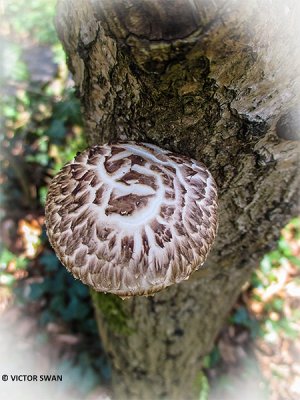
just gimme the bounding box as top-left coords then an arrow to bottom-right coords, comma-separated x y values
56,1 -> 300,399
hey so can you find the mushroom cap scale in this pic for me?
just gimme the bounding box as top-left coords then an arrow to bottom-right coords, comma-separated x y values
45,142 -> 218,297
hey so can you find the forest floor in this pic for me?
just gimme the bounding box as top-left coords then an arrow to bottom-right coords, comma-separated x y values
1,2 -> 300,399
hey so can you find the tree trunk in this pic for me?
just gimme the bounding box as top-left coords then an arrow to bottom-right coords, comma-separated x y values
55,1 -> 300,399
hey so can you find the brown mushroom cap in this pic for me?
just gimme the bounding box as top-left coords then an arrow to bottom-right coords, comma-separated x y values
45,142 -> 218,298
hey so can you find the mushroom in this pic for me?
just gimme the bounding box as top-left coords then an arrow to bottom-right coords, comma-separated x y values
45,142 -> 218,298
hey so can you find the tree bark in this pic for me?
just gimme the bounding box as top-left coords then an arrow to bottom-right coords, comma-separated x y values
55,1 -> 300,399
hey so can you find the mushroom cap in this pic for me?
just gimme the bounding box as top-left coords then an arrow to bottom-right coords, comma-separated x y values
45,142 -> 218,297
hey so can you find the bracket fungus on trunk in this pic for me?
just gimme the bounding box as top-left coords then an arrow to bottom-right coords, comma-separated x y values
45,142 -> 218,298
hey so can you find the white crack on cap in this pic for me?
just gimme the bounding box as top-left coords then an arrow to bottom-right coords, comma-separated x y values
45,142 -> 218,298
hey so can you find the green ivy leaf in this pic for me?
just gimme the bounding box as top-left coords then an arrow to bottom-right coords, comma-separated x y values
28,281 -> 49,300
46,119 -> 66,140
40,251 -> 59,271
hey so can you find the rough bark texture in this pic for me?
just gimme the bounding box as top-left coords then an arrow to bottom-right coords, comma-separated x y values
55,1 -> 300,399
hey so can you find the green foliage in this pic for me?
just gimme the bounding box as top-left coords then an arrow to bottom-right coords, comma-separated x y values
90,290 -> 133,335
1,76 -> 85,210
194,371 -> 210,400
13,248 -> 111,388
229,306 -> 260,338
0,40 -> 29,84
1,0 -> 85,210
21,86 -> 86,169
253,219 -> 300,292
202,346 -> 220,369
249,217 -> 300,341
264,317 -> 298,341
0,247 -> 27,270
0,247 -> 28,286
204,217 -> 300,379
17,250 -> 96,333
4,0 -> 58,44
0,1 -> 105,395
